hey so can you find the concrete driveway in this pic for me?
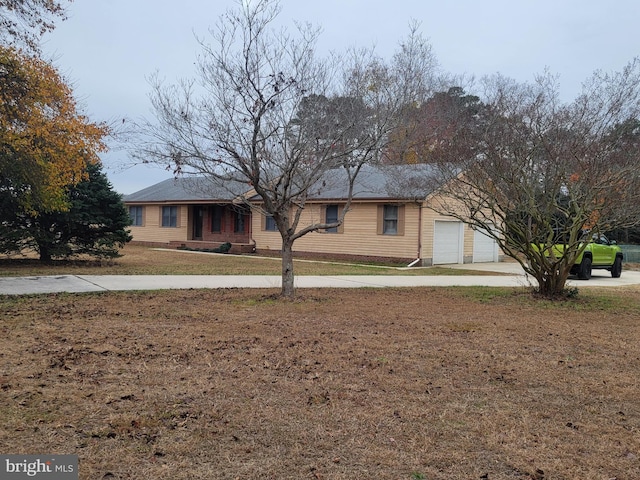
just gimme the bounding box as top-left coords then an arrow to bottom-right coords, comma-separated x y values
450,261 -> 640,287
1,262 -> 639,295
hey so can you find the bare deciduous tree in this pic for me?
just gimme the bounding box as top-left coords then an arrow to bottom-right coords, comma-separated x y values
0,0 -> 70,52
134,0 -> 427,297
427,62 -> 640,297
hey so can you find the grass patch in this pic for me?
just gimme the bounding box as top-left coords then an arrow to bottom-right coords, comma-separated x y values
0,245 -> 507,277
457,285 -> 640,314
1,287 -> 639,479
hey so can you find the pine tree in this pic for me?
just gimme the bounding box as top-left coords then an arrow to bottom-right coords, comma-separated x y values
0,162 -> 132,261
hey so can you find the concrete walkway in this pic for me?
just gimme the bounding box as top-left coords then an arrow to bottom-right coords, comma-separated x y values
1,263 -> 639,295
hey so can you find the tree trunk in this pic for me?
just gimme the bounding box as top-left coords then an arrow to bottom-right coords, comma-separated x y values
38,244 -> 52,262
534,269 -> 569,298
281,238 -> 295,298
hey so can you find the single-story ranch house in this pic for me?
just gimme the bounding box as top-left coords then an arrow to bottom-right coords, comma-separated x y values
123,165 -> 502,266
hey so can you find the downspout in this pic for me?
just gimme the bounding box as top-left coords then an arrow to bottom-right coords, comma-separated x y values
248,203 -> 256,253
407,202 -> 423,267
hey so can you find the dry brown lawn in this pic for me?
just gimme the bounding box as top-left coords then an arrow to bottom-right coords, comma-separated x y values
0,244 -> 505,277
1,286 -> 639,480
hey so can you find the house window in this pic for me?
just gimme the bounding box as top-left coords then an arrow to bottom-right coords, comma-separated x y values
377,204 -> 404,236
234,211 -> 247,233
324,204 -> 339,233
161,206 -> 178,228
129,206 -> 143,226
265,215 -> 277,231
383,205 -> 398,234
211,205 -> 223,233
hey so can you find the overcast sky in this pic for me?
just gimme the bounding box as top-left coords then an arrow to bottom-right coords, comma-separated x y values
41,0 -> 640,194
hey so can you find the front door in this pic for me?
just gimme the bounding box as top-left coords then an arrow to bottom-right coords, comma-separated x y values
192,206 -> 203,240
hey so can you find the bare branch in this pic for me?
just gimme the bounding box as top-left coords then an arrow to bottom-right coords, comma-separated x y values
132,0 -> 433,296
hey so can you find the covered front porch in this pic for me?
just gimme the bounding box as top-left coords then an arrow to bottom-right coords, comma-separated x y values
181,203 -> 254,253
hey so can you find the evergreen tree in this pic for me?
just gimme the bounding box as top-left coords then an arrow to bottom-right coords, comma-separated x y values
0,162 -> 132,261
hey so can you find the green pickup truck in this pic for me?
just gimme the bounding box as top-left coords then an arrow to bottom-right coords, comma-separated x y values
570,234 -> 623,280
534,233 -> 623,280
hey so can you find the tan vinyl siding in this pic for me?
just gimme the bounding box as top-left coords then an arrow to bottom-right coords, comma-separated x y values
128,204 -> 189,244
126,189 -> 500,264
251,202 -> 421,259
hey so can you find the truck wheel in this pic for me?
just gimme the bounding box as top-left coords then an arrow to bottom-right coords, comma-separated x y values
611,256 -> 622,278
578,256 -> 592,280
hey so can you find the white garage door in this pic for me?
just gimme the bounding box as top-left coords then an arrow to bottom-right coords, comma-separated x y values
433,221 -> 462,264
473,228 -> 499,263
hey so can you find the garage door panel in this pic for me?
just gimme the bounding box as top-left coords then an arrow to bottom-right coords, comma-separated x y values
433,221 -> 462,265
473,228 -> 498,263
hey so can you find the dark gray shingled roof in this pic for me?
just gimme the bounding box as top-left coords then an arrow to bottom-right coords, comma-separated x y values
303,164 -> 442,201
124,164 -> 443,203
123,176 -> 251,203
